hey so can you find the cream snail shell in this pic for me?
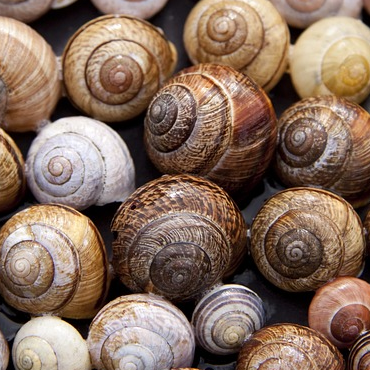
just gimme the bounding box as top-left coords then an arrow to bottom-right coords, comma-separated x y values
183,0 -> 290,92
87,293 -> 195,370
111,174 -> 248,302
25,116 -> 135,211
12,316 -> 90,370
250,187 -> 366,292
0,203 -> 111,319
348,331 -> 370,370
0,329 -> 9,370
62,14 -> 177,123
290,16 -> 370,104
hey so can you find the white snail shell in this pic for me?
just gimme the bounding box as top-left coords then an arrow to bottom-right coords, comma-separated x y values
0,329 -> 9,370
25,116 -> 135,211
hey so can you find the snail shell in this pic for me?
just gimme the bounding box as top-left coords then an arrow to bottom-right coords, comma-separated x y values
144,63 -> 277,197
111,174 -> 248,302
62,14 -> 177,123
25,116 -> 135,211
12,316 -> 90,370
250,187 -> 366,292
0,203 -> 111,319
274,95 -> 370,208
236,323 -> 345,370
348,331 -> 370,370
308,276 -> 370,349
87,293 -> 195,370
191,284 -> 266,355
183,0 -> 290,92
0,329 -> 9,370
365,0 -> 370,14
290,16 -> 370,104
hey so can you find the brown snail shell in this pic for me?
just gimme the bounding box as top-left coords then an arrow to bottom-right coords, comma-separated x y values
348,331 -> 370,370
0,329 -> 9,370
0,203 -> 111,319
250,187 -> 366,292
62,14 -> 177,123
111,174 -> 248,302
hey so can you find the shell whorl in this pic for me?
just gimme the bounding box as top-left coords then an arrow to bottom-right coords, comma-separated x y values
348,331 -> 370,370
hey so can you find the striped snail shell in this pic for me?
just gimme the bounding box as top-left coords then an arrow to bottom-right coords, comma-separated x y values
87,293 -> 195,370
0,329 -> 9,370
348,331 -> 370,370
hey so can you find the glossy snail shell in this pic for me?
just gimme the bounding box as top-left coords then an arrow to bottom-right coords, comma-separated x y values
62,14 -> 177,123
87,293 -> 195,370
183,0 -> 290,92
348,331 -> 370,370
0,203 -> 111,319
0,329 -> 9,370
250,187 -> 366,292
12,316 -> 91,370
111,174 -> 248,302
290,16 -> 370,104
144,63 -> 277,197
25,116 -> 135,211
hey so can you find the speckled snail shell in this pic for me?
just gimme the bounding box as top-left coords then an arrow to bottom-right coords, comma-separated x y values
348,331 -> 370,370
0,329 -> 9,370
87,293 -> 195,370
236,323 -> 345,370
0,16 -> 61,132
183,0 -> 290,92
111,174 -> 248,302
0,203 -> 110,319
250,187 -> 366,292
25,116 -> 135,211
274,95 -> 370,208
144,63 -> 277,197
62,14 -> 177,123
290,16 -> 370,104
191,284 -> 266,355
12,316 -> 90,370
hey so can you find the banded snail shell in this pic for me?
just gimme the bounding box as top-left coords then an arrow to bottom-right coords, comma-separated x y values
348,331 -> 370,370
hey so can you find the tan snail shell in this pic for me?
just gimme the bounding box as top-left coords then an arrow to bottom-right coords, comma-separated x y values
87,293 -> 195,370
290,16 -> 370,104
274,95 -> 370,208
0,203 -> 111,319
62,14 -> 177,123
0,329 -> 9,370
250,187 -> 366,292
144,63 -> 277,198
236,323 -> 345,369
111,174 -> 248,302
25,116 -> 135,211
348,331 -> 370,370
183,0 -> 290,92
12,316 -> 90,370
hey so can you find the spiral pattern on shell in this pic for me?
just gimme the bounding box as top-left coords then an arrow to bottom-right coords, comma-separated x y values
0,329 -> 9,370
348,331 -> 370,370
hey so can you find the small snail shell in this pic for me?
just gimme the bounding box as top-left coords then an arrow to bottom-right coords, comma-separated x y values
0,329 -> 9,370
183,0 -> 290,92
191,284 -> 266,355
236,323 -> 345,370
111,174 -> 248,302
144,63 -> 277,197
25,116 -> 135,211
290,16 -> 370,104
0,203 -> 111,319
348,331 -> 370,370
308,277 -> 370,349
62,14 -> 177,123
12,316 -> 90,370
250,187 -> 366,292
87,293 -> 195,370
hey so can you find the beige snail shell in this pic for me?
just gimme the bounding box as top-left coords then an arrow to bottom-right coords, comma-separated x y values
62,14 -> 177,123
183,0 -> 290,92
25,116 -> 135,211
348,331 -> 370,370
0,329 -> 9,370
250,187 -> 366,292
12,316 -> 91,370
87,293 -> 195,370
0,203 -> 111,319
290,16 -> 370,104
111,174 -> 249,302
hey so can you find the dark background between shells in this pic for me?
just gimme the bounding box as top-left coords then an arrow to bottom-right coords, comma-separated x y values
2,1 -> 370,369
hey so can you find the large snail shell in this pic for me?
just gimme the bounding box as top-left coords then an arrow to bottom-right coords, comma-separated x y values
111,174 -> 248,302
144,63 -> 277,197
348,331 -> 370,370
250,187 -> 366,292
12,316 -> 90,370
274,95 -> 370,208
87,293 -> 195,370
183,0 -> 290,92
0,329 -> 9,370
62,14 -> 177,123
0,203 -> 110,319
25,116 -> 135,211
290,16 -> 370,104
236,323 -> 345,370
